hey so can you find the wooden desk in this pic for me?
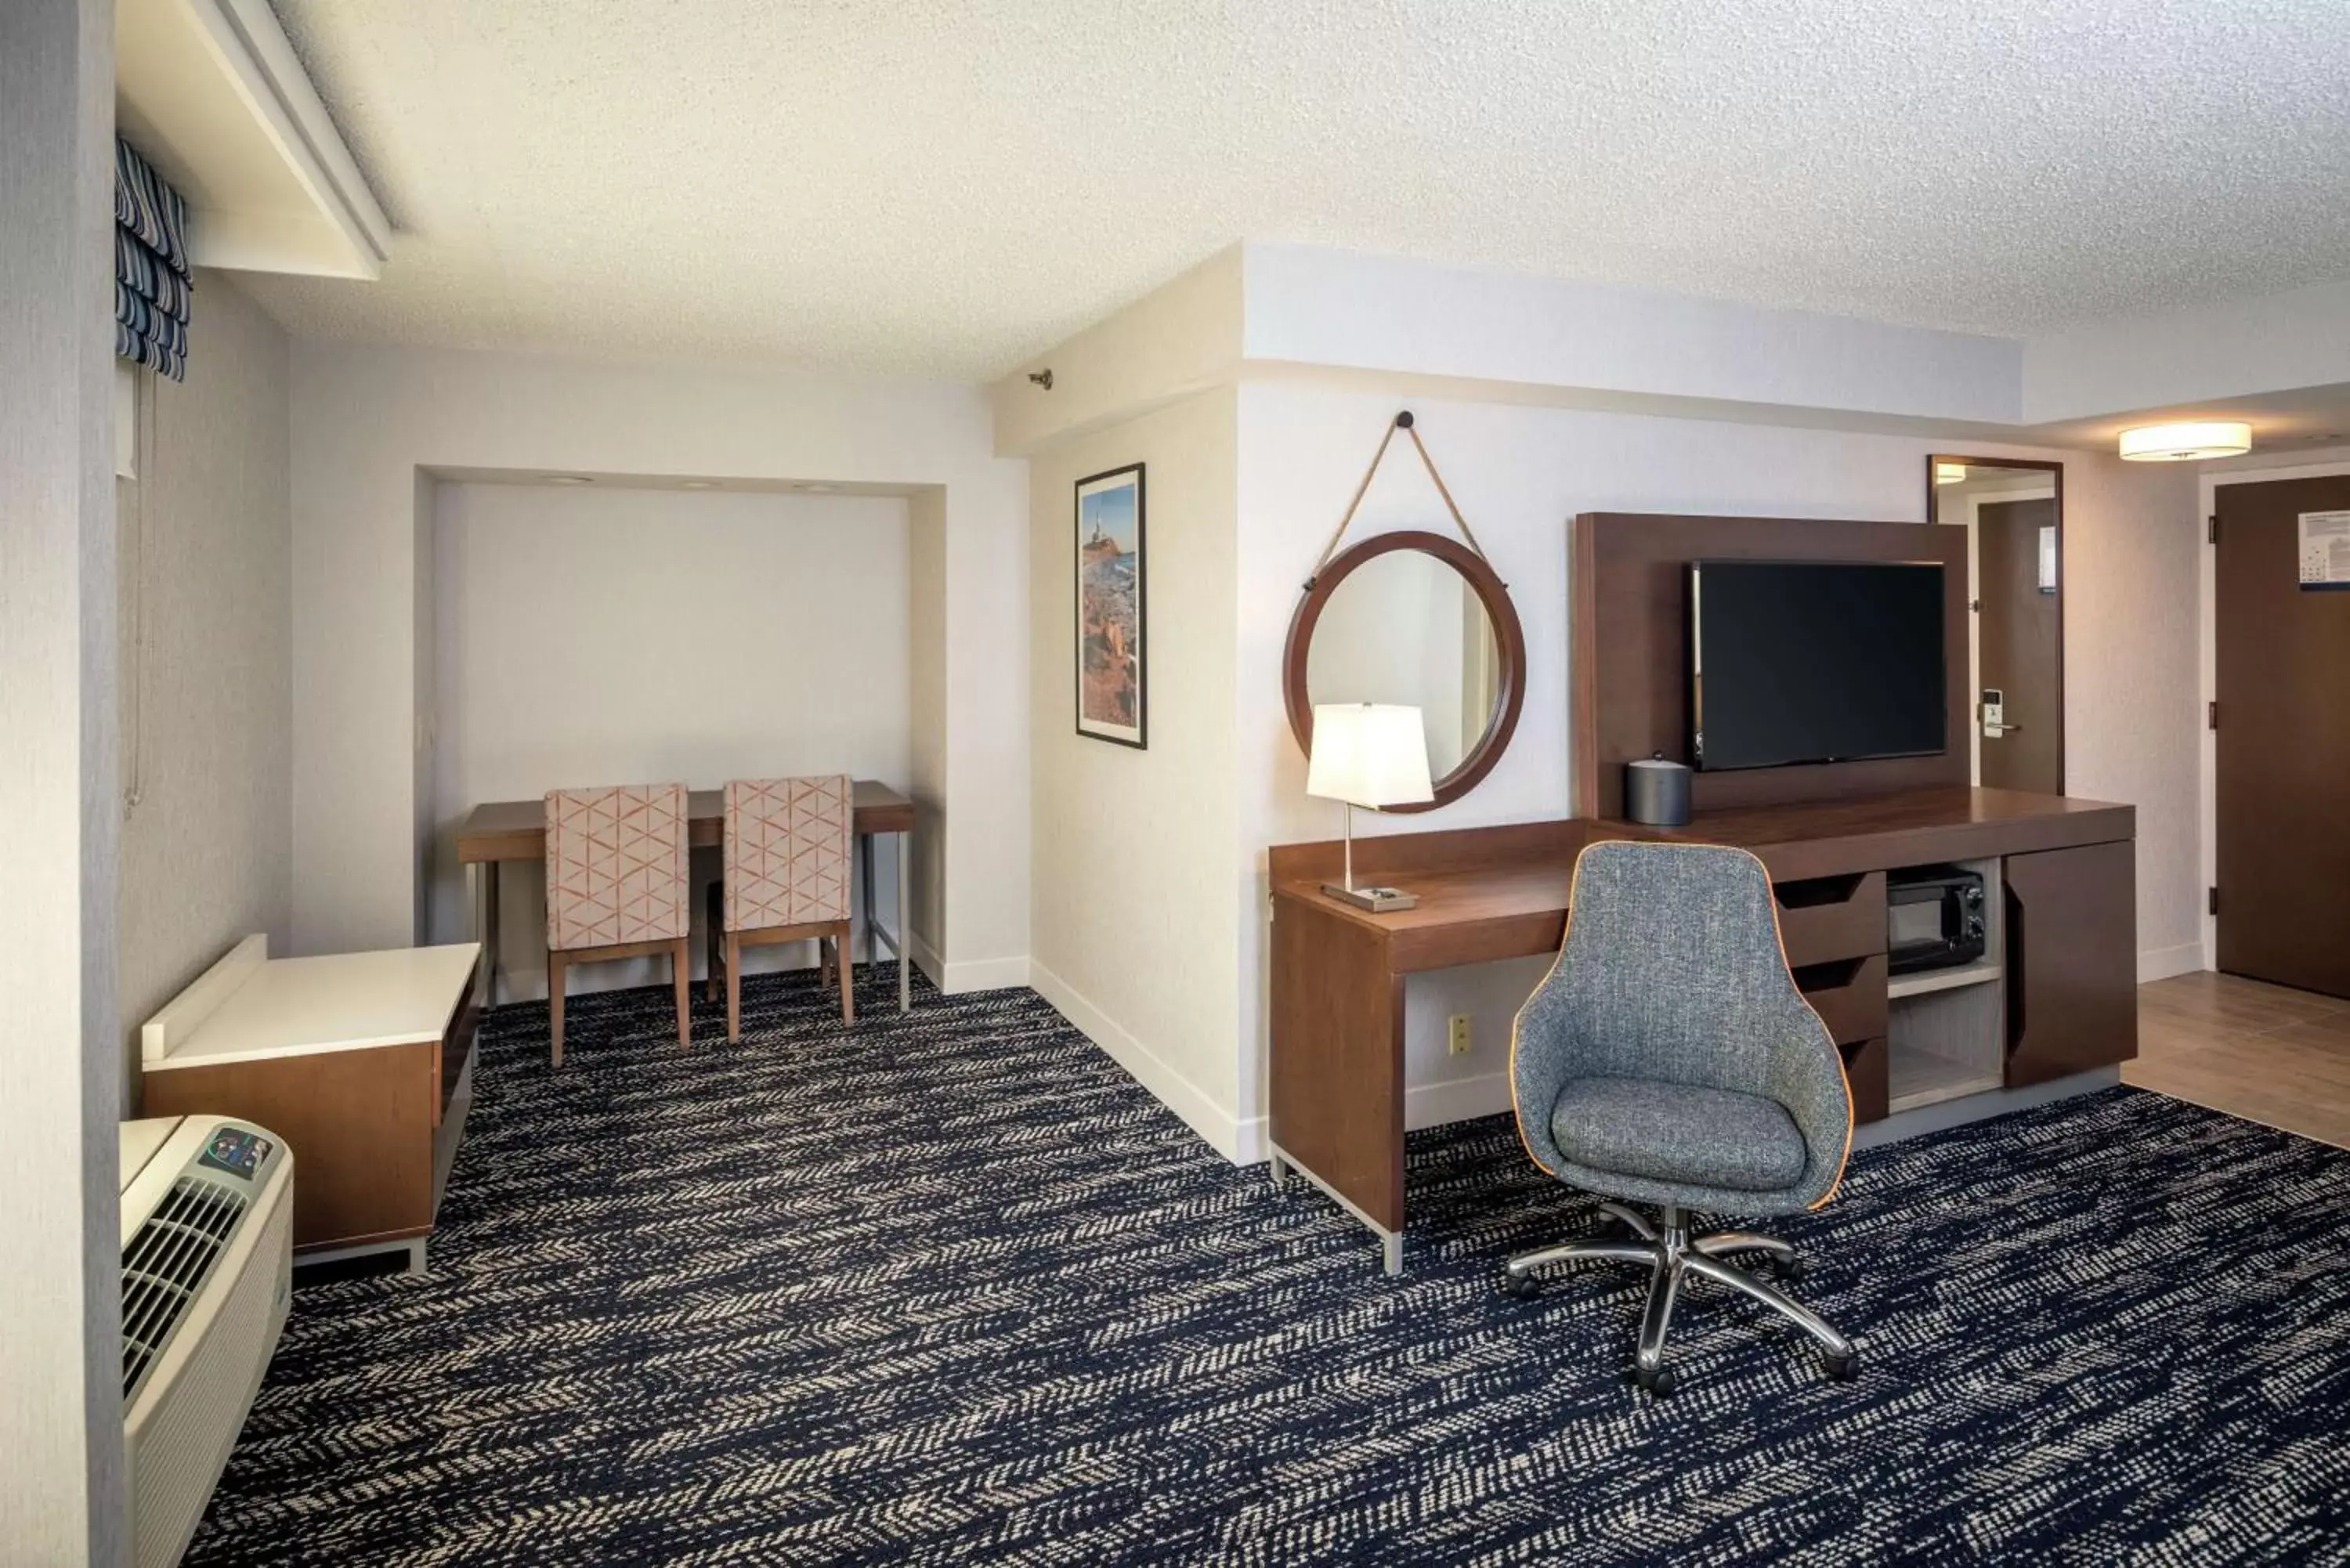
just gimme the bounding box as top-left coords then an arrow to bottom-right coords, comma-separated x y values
140,935 -> 481,1274
1267,788 -> 2137,1273
456,780 -> 917,1012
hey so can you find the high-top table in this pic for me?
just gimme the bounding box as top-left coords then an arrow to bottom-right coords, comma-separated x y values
456,780 -> 917,1013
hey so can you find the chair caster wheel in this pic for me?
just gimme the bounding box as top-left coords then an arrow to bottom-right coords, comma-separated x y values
1773,1253 -> 1807,1283
1500,1270 -> 1541,1299
1635,1364 -> 1676,1396
1823,1349 -> 1858,1382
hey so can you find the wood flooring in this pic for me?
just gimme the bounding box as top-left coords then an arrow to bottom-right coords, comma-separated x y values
2129,970 -> 2350,1149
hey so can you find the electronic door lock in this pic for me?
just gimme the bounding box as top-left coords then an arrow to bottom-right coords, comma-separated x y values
1979,688 -> 2014,739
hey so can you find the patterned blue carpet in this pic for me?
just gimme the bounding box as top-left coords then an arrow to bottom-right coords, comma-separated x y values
188,970 -> 2350,1565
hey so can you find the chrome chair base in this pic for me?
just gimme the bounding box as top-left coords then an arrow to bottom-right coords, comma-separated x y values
1502,1201 -> 1856,1395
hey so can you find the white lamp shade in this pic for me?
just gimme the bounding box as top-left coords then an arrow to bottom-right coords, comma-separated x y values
2118,421 -> 2251,462
1307,703 -> 1434,808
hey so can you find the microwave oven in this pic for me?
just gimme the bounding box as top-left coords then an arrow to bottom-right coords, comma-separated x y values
1886,866 -> 1987,975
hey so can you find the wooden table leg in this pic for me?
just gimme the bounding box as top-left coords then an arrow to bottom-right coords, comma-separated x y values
896,829 -> 911,1011
859,832 -> 877,968
484,859 -> 501,1006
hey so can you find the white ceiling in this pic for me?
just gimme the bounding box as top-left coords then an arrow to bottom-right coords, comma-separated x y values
251,0 -> 2350,381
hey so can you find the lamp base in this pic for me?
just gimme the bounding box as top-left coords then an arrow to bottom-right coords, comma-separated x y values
1321,881 -> 1419,913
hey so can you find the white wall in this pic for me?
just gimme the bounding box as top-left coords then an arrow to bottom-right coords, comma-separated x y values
906,486 -> 949,970
0,0 -> 124,1556
2047,453 -> 2204,979
426,481 -> 911,994
288,344 -> 1029,991
1243,244 -> 2027,425
993,246 -> 1242,456
116,273 -> 293,1100
2023,279 -> 2350,425
1028,388 -> 1244,1153
1234,382 -> 2203,1151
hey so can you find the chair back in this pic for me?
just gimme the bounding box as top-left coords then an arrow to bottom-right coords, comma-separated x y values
723,775 -> 853,932
1527,839 -> 1828,1099
544,783 -> 691,950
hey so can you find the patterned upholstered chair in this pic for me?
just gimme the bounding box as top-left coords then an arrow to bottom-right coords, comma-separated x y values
1505,839 -> 1857,1396
544,783 -> 693,1066
707,775 -> 855,1039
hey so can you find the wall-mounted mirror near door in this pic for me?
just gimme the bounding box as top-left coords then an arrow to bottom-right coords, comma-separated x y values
1929,457 -> 2063,794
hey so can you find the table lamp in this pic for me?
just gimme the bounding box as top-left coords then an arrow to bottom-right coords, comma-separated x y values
1307,703 -> 1435,912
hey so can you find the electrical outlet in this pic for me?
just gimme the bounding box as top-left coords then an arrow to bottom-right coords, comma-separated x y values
1448,1013 -> 1472,1056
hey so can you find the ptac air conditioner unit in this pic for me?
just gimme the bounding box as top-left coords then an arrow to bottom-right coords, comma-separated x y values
120,1115 -> 293,1568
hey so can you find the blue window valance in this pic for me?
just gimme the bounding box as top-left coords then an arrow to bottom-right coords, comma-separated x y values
115,139 -> 192,382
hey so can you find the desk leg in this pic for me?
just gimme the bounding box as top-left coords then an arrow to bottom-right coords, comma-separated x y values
896,829 -> 911,1012
1269,1140 -> 1405,1275
1268,901 -> 1407,1274
484,860 -> 501,1007
859,832 -> 877,968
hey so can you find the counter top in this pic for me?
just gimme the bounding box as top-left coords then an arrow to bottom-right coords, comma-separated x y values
144,941 -> 480,1071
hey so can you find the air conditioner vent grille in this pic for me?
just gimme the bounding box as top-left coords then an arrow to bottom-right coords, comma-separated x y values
121,1175 -> 248,1403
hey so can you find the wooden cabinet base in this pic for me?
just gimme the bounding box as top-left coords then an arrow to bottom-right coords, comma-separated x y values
144,1040 -> 441,1252
139,952 -> 479,1266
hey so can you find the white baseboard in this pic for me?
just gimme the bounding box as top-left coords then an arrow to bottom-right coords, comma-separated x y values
938,953 -> 1031,994
1028,960 -> 1249,1163
1405,1071 -> 1514,1130
1231,1075 -> 1511,1166
2138,942 -> 2206,984
908,928 -> 945,990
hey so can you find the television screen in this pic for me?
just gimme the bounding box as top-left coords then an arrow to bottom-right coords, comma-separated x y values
1690,560 -> 1946,771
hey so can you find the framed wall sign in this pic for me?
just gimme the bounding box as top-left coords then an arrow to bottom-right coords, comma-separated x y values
1075,463 -> 1147,747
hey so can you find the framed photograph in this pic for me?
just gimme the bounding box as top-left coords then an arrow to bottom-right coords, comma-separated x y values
1074,463 -> 1147,747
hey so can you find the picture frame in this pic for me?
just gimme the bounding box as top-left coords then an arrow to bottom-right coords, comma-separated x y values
1074,463 -> 1147,747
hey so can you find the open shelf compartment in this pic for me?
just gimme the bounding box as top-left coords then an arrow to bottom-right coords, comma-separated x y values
1884,857 -> 2006,1114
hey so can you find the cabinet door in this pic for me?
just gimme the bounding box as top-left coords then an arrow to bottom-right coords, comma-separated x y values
2005,840 -> 2138,1088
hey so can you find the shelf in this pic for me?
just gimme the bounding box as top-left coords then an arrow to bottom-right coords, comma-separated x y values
1887,959 -> 2003,1000
1887,1046 -> 2004,1115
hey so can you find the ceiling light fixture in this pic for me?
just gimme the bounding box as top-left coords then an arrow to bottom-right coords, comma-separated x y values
1933,462 -> 1967,486
2117,421 -> 2251,462
682,479 -> 717,490
543,474 -> 594,486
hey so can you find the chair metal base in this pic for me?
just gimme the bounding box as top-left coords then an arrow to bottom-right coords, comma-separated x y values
1502,1201 -> 1856,1393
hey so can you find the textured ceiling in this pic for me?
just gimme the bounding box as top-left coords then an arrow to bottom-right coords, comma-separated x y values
252,0 -> 2350,381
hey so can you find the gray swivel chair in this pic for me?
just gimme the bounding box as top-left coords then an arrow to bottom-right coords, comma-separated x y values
1504,838 -> 1858,1395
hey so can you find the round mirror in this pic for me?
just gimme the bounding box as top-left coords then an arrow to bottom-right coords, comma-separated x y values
1284,531 -> 1527,813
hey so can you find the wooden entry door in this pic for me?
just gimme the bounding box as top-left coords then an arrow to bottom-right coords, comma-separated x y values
1977,497 -> 2063,793
2215,474 -> 2350,999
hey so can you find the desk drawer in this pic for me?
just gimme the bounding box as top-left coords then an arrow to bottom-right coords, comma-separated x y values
1774,872 -> 1886,968
1793,953 -> 1887,1048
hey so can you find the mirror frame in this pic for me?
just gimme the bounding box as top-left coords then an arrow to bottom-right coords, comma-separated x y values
1283,529 -> 1528,815
1927,453 -> 2066,794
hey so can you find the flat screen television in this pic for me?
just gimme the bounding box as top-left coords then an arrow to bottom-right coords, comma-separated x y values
1690,559 -> 1946,771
